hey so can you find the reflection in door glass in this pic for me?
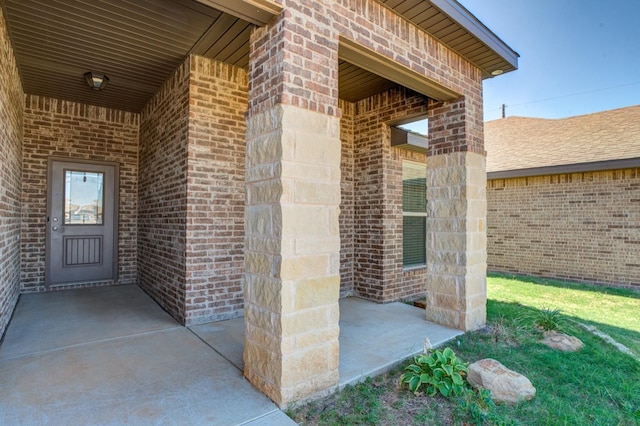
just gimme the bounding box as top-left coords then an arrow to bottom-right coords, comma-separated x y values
64,170 -> 104,225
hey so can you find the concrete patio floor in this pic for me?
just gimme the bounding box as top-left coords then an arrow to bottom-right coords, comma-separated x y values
0,285 -> 462,425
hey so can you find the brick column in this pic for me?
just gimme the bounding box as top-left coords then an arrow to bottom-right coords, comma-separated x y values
426,97 -> 487,331
243,10 -> 341,406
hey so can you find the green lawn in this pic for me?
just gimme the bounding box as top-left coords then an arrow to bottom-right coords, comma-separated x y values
487,273 -> 640,358
289,275 -> 640,425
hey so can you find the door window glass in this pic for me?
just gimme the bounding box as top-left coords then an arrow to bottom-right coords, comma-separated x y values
64,170 -> 104,225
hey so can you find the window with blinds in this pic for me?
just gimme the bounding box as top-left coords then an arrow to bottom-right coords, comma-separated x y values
402,161 -> 427,268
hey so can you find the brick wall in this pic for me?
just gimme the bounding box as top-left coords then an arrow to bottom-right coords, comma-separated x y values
351,87 -> 429,302
247,0 -> 485,303
487,169 -> 640,289
21,95 -> 139,293
248,3 -> 339,117
339,99 -> 355,296
254,0 -> 484,129
0,5 -> 23,337
139,58 -> 190,324
184,56 -> 247,325
428,97 -> 485,156
140,56 -> 248,325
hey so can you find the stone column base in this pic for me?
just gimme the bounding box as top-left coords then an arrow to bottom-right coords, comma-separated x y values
426,151 -> 487,331
244,104 -> 341,406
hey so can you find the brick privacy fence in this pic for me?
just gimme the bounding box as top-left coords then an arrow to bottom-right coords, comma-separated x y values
0,5 -> 23,337
488,168 -> 640,289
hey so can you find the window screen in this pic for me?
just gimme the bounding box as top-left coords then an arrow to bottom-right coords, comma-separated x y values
402,161 -> 427,267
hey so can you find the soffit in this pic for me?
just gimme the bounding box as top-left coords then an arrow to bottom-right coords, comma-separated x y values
379,0 -> 518,78
1,0 -> 516,112
339,61 -> 400,102
1,0 -> 253,112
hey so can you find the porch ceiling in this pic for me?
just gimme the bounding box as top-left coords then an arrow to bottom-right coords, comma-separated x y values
1,0 -> 516,113
0,0 -> 253,112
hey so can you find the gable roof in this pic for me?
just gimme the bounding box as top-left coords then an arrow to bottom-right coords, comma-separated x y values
485,105 -> 640,177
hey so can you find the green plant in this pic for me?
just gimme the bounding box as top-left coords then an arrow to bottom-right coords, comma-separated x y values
400,347 -> 468,397
532,306 -> 564,331
457,387 -> 495,425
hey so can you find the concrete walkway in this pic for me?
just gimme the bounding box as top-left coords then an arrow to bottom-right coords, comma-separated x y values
0,285 -> 461,425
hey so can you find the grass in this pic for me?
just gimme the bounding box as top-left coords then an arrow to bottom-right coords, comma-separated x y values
488,273 -> 640,358
289,275 -> 640,425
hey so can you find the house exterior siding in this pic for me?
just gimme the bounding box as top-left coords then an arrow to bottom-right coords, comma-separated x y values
351,87 -> 429,302
21,96 -> 139,293
488,169 -> 640,289
138,58 -> 191,324
139,56 -> 248,326
338,99 -> 355,296
0,0 -> 516,406
242,0 -> 488,405
185,57 -> 248,324
0,5 -> 23,337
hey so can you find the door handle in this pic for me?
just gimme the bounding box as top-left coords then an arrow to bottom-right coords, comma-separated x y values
52,225 -> 58,232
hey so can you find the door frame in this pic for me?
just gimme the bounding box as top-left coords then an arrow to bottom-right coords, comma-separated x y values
45,156 -> 120,287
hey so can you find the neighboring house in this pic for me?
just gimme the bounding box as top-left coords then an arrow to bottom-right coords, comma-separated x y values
486,106 -> 640,290
0,0 -> 517,406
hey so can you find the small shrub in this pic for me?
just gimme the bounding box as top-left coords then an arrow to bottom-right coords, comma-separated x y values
400,347 -> 468,397
532,306 -> 564,331
457,387 -> 518,426
457,387 -> 494,425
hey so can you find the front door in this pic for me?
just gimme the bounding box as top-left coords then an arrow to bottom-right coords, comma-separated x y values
46,158 -> 118,286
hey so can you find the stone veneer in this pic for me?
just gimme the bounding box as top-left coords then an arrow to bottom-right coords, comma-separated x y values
21,96 -> 139,292
0,5 -> 23,337
488,169 -> 640,289
243,4 -> 342,406
139,55 -> 248,325
426,151 -> 487,331
244,104 -> 342,406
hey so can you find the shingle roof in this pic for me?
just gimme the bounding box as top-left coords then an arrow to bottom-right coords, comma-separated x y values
485,105 -> 640,173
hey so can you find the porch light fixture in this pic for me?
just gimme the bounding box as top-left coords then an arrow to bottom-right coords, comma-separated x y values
84,71 -> 109,90
491,69 -> 504,76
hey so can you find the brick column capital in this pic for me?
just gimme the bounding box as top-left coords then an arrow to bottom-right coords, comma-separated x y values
427,96 -> 485,156
247,6 -> 340,117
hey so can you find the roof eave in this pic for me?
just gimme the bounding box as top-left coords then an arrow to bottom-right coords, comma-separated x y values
429,0 -> 519,78
487,157 -> 640,179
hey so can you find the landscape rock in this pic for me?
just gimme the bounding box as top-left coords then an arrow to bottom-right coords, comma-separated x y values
542,331 -> 584,352
467,358 -> 536,404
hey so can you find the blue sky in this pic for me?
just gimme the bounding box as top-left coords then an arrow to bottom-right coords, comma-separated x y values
460,0 -> 640,122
